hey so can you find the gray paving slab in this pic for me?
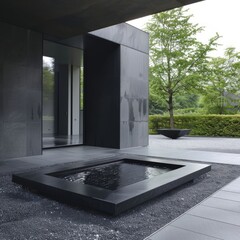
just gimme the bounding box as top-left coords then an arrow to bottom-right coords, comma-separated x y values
121,135 -> 240,165
146,225 -> 222,240
230,178 -> 240,184
188,205 -> 240,227
171,214 -> 240,240
145,174 -> 240,240
0,145 -> 128,175
149,135 -> 240,154
202,197 -> 240,213
213,190 -> 240,202
222,184 -> 240,194
121,147 -> 240,165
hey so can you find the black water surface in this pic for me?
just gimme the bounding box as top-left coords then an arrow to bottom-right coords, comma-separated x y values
60,160 -> 181,190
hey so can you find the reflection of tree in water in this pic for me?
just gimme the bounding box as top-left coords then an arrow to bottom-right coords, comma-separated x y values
84,163 -> 121,190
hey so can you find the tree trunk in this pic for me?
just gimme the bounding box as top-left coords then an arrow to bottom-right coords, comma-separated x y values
168,94 -> 174,129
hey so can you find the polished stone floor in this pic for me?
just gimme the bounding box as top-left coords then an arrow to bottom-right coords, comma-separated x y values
1,135 -> 240,239
42,135 -> 83,149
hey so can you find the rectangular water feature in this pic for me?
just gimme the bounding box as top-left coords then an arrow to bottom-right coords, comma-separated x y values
50,159 -> 182,191
12,155 -> 211,215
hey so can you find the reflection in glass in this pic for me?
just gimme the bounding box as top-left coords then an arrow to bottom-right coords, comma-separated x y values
43,56 -> 55,136
42,41 -> 84,148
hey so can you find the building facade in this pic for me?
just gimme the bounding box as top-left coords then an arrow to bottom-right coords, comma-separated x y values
0,0 -> 201,160
0,21 -> 149,160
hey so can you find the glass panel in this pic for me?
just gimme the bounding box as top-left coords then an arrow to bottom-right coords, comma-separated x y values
42,56 -> 55,136
42,41 -> 84,148
79,58 -> 84,143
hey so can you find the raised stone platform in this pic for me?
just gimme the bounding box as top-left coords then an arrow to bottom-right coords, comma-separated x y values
12,154 -> 210,215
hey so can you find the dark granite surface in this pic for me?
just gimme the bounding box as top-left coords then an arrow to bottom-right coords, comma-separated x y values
12,155 -> 210,215
1,163 -> 240,239
55,160 -> 177,190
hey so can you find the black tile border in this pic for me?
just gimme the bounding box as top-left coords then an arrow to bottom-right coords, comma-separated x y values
12,155 -> 211,215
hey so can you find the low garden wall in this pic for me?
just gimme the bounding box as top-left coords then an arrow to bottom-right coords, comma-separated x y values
149,115 -> 240,137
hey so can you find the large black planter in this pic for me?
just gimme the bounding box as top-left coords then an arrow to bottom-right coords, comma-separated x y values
157,129 -> 191,139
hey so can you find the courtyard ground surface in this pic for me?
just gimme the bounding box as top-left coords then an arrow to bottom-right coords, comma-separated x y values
0,135 -> 240,239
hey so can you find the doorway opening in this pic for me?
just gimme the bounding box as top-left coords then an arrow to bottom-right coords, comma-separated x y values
42,41 -> 84,148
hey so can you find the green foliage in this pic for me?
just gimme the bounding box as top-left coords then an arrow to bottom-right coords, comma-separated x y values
149,114 -> 240,137
202,47 -> 240,114
149,93 -> 166,115
146,7 -> 219,128
174,94 -> 200,109
170,108 -> 206,115
43,59 -> 54,103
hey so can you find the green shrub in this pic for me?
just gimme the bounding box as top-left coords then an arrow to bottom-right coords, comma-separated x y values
172,108 -> 206,115
149,114 -> 240,137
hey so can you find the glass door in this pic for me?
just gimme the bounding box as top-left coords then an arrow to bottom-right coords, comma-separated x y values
42,41 -> 84,148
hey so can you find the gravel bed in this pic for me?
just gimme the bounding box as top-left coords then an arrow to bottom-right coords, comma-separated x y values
0,163 -> 240,240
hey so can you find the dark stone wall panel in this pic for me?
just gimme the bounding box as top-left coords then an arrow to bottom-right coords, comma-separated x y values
85,27 -> 148,149
0,123 -> 3,156
57,64 -> 69,135
120,121 -> 148,148
120,46 -> 149,148
27,122 -> 42,156
26,90 -> 42,122
0,21 -> 42,160
3,64 -> 27,89
27,31 -> 43,68
2,88 -> 28,122
0,66 -> 3,123
121,46 -> 149,100
84,35 -> 120,148
90,23 -> 149,53
2,122 -> 27,159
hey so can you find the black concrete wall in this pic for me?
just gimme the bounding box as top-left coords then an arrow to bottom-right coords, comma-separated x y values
85,24 -> 149,149
90,24 -> 149,54
56,64 -> 69,135
0,21 -> 42,160
0,21 -> 148,158
84,35 -> 120,148
120,46 -> 149,148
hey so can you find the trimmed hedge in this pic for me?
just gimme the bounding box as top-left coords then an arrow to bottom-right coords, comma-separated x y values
149,114 -> 240,137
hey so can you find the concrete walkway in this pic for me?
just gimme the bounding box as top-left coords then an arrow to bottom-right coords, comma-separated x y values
1,135 -> 240,175
149,135 -> 240,154
121,135 -> 240,165
145,176 -> 240,240
1,135 -> 240,239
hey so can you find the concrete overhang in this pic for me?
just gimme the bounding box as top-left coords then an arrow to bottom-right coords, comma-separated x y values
0,0 -> 204,39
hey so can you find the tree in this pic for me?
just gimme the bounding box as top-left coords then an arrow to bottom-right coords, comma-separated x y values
149,93 -> 166,115
146,8 -> 219,128
174,93 -> 199,109
202,47 -> 240,114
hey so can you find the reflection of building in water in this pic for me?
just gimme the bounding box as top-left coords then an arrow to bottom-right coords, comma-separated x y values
118,162 -> 146,188
63,161 -> 179,191
63,163 -> 121,190
84,163 -> 121,190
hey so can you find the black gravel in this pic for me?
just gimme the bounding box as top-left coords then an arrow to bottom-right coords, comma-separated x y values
0,163 -> 240,240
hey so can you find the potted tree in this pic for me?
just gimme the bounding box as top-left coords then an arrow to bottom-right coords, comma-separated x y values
146,8 -> 219,139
